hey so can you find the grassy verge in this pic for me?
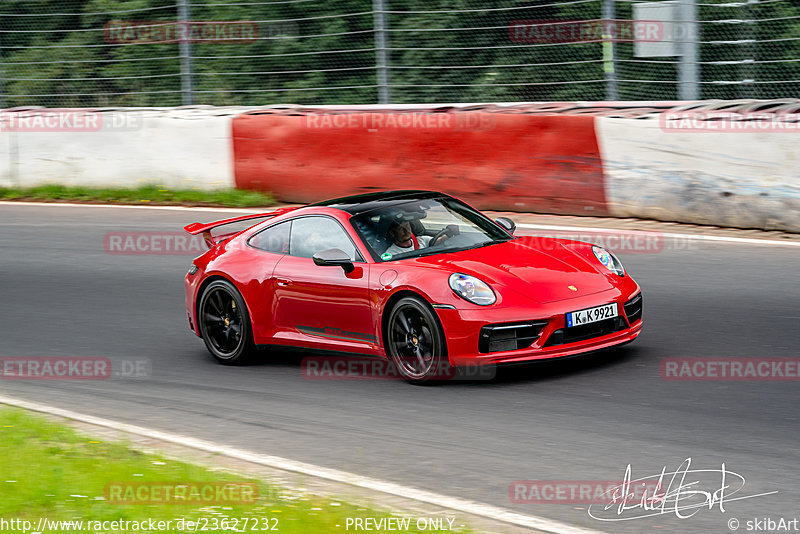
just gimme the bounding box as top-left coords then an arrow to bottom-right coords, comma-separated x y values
0,185 -> 277,208
0,409 -> 474,534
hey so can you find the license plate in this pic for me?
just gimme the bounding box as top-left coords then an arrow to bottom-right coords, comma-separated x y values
566,303 -> 618,327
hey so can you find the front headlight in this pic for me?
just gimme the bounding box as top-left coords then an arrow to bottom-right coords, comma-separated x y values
592,246 -> 625,276
449,273 -> 496,306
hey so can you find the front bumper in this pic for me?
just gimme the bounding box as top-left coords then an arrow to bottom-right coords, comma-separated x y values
438,289 -> 643,367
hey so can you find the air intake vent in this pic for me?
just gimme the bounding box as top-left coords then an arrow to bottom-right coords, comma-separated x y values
479,321 -> 549,353
624,293 -> 643,324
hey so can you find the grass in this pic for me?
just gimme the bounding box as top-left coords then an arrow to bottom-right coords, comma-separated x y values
0,185 -> 277,208
0,409 -> 475,534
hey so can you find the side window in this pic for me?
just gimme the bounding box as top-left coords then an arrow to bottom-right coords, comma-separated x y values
249,221 -> 291,254
289,217 -> 360,260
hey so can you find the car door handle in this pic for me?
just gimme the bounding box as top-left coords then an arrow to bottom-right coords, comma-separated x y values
276,278 -> 292,287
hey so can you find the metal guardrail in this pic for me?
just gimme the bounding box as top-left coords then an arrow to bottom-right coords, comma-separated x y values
2,99 -> 799,124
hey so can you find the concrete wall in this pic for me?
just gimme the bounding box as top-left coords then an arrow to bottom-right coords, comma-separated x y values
0,111 -> 234,190
596,117 -> 800,232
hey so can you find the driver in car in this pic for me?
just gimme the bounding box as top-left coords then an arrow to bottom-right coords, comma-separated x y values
385,219 -> 455,256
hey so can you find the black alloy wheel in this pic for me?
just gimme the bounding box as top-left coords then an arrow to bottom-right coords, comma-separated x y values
199,279 -> 253,364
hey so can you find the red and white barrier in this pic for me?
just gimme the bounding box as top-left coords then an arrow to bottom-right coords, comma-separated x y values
2,104 -> 798,232
232,112 -> 608,215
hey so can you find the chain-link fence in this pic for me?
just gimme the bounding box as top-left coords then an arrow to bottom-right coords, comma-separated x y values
0,0 -> 797,107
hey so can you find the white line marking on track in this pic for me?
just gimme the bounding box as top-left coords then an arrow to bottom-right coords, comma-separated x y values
3,201 -> 798,248
0,395 -> 608,534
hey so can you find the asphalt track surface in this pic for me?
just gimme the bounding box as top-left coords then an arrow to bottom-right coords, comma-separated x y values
2,203 -> 799,534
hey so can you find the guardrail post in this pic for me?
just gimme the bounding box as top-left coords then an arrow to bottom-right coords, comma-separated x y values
740,0 -> 758,98
0,34 -> 5,109
678,0 -> 699,100
178,0 -> 194,105
602,0 -> 618,101
373,0 -> 390,104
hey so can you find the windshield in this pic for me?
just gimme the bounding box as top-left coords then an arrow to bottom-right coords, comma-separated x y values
350,197 -> 513,262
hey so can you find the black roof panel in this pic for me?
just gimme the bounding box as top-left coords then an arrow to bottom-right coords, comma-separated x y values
312,190 -> 449,215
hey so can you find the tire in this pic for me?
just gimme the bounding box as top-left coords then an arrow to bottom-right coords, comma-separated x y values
198,279 -> 254,365
385,296 -> 451,384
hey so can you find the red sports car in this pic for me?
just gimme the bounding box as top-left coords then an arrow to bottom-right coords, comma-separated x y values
184,191 -> 643,383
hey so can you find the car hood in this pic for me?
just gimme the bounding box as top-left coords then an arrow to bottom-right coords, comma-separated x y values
411,236 -> 617,304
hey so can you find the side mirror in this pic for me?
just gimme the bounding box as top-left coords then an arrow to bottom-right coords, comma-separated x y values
312,248 -> 355,273
495,217 -> 516,235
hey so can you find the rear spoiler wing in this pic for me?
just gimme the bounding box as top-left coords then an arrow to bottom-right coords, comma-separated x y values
184,207 -> 298,248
